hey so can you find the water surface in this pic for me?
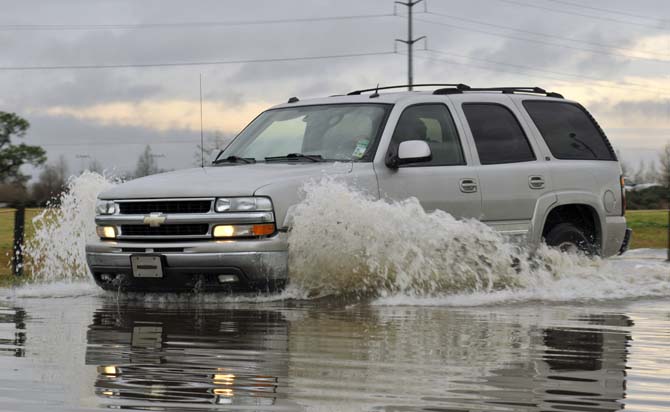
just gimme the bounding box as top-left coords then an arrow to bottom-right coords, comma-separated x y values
1,251 -> 669,411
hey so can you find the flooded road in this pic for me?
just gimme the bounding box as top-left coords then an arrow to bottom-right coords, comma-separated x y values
1,250 -> 669,411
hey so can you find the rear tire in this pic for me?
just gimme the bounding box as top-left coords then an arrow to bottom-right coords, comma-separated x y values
544,223 -> 598,256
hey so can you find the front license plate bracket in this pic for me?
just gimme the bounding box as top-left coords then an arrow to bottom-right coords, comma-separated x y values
130,254 -> 164,278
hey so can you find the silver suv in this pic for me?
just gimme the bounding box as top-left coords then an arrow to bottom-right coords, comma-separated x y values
86,84 -> 631,292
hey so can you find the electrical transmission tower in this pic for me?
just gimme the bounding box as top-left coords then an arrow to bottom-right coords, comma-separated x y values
395,0 -> 426,90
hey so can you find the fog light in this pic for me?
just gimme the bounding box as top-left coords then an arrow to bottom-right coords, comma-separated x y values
98,365 -> 119,375
213,225 -> 236,237
218,274 -> 238,283
96,226 -> 117,239
212,223 -> 275,238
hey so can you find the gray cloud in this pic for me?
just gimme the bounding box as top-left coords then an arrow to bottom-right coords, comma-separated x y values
1,0 -> 668,171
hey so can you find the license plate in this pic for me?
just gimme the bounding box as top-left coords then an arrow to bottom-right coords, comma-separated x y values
131,325 -> 163,349
130,255 -> 164,278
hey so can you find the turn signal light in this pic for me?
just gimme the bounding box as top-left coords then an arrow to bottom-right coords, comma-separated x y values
252,223 -> 276,236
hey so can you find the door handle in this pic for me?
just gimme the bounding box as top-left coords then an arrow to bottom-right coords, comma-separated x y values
460,178 -> 478,193
529,175 -> 545,189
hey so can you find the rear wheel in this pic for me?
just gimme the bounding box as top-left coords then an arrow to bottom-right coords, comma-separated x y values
544,223 -> 598,256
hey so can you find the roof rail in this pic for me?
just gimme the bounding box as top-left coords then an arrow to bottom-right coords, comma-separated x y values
347,83 -> 471,95
463,87 -> 564,99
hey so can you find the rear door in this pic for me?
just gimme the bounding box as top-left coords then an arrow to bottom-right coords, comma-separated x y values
454,97 -> 553,234
376,102 -> 482,219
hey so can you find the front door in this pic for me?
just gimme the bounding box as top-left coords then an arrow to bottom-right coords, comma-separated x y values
376,103 -> 482,219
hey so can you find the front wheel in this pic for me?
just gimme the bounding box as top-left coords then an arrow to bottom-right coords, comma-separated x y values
544,223 -> 598,256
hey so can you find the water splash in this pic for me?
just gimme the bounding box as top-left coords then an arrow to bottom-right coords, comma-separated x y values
23,171 -> 117,283
288,179 -> 670,303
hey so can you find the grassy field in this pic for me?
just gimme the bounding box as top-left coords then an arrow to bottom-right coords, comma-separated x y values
626,209 -> 669,250
0,208 -> 668,285
0,208 -> 42,284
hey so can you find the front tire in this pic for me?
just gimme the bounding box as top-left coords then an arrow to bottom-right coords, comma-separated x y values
544,223 -> 598,256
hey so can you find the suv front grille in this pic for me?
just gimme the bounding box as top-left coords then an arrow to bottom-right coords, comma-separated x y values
120,224 -> 209,237
118,200 -> 212,215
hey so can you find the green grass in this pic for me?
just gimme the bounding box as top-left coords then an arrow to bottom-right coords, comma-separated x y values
0,208 -> 42,280
626,209 -> 670,250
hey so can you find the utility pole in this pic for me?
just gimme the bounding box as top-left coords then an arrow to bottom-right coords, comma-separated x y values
395,0 -> 426,90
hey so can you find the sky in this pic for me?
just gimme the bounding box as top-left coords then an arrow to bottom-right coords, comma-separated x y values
1,0 -> 669,177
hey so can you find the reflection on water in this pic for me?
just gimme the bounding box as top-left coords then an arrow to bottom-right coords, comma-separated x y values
0,306 -> 26,358
81,301 -> 638,411
86,305 -> 289,408
485,315 -> 631,412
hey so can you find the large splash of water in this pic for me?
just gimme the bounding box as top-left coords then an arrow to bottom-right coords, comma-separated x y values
288,179 -> 670,304
23,171 -> 116,283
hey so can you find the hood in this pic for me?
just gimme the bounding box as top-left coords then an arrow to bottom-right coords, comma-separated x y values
99,162 -> 353,199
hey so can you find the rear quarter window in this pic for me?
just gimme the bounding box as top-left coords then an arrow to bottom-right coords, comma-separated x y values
523,101 -> 616,161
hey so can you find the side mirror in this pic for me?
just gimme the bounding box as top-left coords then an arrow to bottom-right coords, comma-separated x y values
392,140 -> 431,167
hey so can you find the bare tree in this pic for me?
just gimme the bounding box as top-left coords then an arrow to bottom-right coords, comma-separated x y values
30,155 -> 69,206
193,132 -> 234,166
87,159 -> 104,174
645,159 -> 660,183
0,182 -> 29,206
134,145 -> 161,178
660,141 -> 670,188
616,150 -> 630,178
633,160 -> 647,184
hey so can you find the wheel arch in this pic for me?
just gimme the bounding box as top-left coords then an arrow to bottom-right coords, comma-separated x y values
541,202 -> 603,252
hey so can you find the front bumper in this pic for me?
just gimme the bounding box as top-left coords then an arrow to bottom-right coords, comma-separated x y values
85,234 -> 288,292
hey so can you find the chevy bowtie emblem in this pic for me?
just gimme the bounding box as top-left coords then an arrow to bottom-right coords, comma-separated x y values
143,212 -> 167,227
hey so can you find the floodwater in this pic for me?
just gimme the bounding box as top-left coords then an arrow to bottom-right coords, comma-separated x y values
1,249 -> 669,412
4,173 -> 669,411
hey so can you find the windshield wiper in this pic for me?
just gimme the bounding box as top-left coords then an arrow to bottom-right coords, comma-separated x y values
265,153 -> 324,162
212,155 -> 256,165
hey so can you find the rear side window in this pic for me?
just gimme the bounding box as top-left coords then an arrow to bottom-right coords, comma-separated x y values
462,103 -> 535,165
523,101 -> 616,160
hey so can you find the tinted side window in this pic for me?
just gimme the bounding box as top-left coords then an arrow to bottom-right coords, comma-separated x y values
523,101 -> 615,160
391,104 -> 465,166
462,104 -> 535,165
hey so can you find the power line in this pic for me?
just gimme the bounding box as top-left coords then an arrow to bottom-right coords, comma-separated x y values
0,13 -> 395,31
543,0 -> 670,24
0,50 -> 397,71
417,52 -> 668,96
33,141 -> 200,147
413,53 -> 605,92
426,49 -> 670,94
415,17 -> 670,63
494,0 -> 665,29
425,11 -> 670,59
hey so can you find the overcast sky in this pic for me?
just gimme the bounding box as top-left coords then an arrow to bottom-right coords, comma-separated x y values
1,0 -> 668,177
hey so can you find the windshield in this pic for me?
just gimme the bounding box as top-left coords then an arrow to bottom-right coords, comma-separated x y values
218,104 -> 390,162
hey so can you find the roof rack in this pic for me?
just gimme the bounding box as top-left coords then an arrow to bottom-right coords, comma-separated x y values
344,84 -> 563,99
459,87 -> 564,99
347,83 -> 471,96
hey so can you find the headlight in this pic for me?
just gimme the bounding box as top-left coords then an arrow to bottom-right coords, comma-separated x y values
214,197 -> 272,212
96,200 -> 117,215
